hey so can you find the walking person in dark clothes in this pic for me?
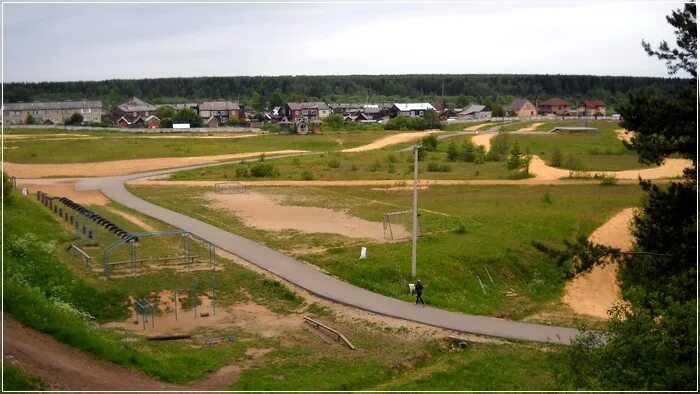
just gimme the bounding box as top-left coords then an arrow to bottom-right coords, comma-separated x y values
415,279 -> 425,305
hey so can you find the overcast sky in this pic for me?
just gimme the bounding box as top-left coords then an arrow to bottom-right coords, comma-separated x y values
1,1 -> 690,82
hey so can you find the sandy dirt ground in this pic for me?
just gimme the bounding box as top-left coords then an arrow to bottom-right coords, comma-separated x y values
562,208 -> 635,319
105,206 -> 156,231
516,122 -> 544,131
4,150 -> 306,178
341,130 -> 443,153
462,124 -> 486,131
471,132 -> 496,151
615,128 -> 634,143
17,179 -> 109,205
208,191 -> 407,241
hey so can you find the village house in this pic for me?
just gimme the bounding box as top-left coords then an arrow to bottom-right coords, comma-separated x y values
283,102 -> 332,121
116,114 -> 161,129
111,97 -> 158,127
389,103 -> 435,118
197,101 -> 244,124
456,104 -> 492,120
538,97 -> 571,116
579,100 -> 607,117
2,100 -> 103,125
505,99 -> 537,117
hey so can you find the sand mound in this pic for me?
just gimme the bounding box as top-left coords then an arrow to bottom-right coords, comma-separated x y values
342,130 -> 443,153
208,191 -> 406,241
4,150 -> 306,178
563,208 -> 635,319
529,156 -> 691,181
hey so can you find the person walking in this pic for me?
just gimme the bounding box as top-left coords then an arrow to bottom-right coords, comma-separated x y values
415,279 -> 425,305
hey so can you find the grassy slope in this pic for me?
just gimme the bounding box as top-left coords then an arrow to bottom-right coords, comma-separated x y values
3,191 -> 564,390
4,131 -> 404,164
129,183 -> 642,320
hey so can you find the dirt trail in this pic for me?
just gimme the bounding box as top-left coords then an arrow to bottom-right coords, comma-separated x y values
208,191 -> 406,241
471,133 -> 496,151
105,206 -> 156,231
4,150 -> 306,178
563,208 -> 635,318
17,179 -> 109,205
463,124 -> 487,131
341,130 -> 443,152
517,122 -> 544,131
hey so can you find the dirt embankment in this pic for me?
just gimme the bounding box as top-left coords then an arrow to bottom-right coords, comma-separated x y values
562,208 -> 635,319
4,150 -> 306,178
341,130 -> 443,153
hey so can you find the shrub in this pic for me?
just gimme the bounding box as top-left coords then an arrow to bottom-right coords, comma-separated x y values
292,156 -> 301,166
421,134 -> 439,151
543,191 -> 553,204
328,159 -> 340,169
595,173 -> 618,186
455,224 -> 467,234
387,163 -> 396,173
462,140 -> 477,162
250,162 -> 279,177
234,164 -> 250,178
301,170 -> 314,180
551,146 -> 563,167
565,153 -> 585,171
350,163 -> 358,171
64,112 -> 84,125
486,132 -> 510,161
369,160 -> 382,172
446,140 -> 459,161
25,114 -> 36,125
386,154 -> 398,163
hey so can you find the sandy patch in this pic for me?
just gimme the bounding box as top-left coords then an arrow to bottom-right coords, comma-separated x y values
3,150 -> 306,178
3,133 -> 92,140
105,206 -> 156,232
208,191 -> 406,241
104,290 -> 303,338
526,156 -> 690,181
562,208 -> 635,319
517,122 -> 544,131
471,133 -> 496,151
2,146 -> 19,149
17,179 -> 109,205
341,130 -> 443,153
615,128 -> 634,143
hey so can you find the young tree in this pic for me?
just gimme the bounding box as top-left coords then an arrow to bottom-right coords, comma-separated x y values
25,114 -> 36,125
446,140 -> 459,161
423,108 -> 440,129
523,144 -> 533,174
421,134 -> 439,151
323,113 -> 344,131
173,108 -> 202,127
506,140 -> 525,172
551,146 -> 563,167
269,88 -> 285,108
461,140 -> 476,162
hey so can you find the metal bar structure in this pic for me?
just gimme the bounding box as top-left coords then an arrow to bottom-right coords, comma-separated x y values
211,275 -> 216,316
102,230 -> 218,278
135,298 -> 155,329
303,316 -> 356,350
192,278 -> 198,318
68,244 -> 92,267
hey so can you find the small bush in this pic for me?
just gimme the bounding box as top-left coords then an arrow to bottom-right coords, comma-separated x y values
565,153 -> 585,171
369,160 -> 382,172
301,170 -> 314,180
551,147 -> 563,167
292,157 -> 301,166
328,159 -> 340,169
455,224 -> 467,234
595,173 -> 618,186
234,164 -> 250,178
386,154 -> 398,163
421,134 -> 439,151
250,162 -> 279,177
543,191 -> 553,204
350,163 -> 358,171
387,163 -> 396,173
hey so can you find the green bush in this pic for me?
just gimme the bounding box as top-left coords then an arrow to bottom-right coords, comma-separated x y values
595,173 -> 618,186
234,164 -> 250,178
369,160 -> 382,172
446,140 -> 459,161
301,170 -> 314,180
551,147 -> 563,167
328,159 -> 341,169
350,163 -> 358,171
427,162 -> 451,172
250,162 -> 280,177
421,134 -> 439,151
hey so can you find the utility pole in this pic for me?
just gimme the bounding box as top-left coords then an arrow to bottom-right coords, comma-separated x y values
411,144 -> 421,278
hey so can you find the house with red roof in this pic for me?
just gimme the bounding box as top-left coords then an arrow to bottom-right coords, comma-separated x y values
538,97 -> 571,116
580,100 -> 607,117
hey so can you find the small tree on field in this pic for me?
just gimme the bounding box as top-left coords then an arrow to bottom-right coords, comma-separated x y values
421,134 -> 439,151
551,146 -> 563,167
462,140 -> 477,162
446,140 -> 459,161
486,132 -> 510,161
423,108 -> 440,129
523,145 -> 533,174
474,145 -> 486,164
507,141 -> 525,172
65,113 -> 83,125
25,114 -> 36,125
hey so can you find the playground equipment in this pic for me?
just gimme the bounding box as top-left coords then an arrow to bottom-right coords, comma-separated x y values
134,298 -> 155,330
383,210 -> 420,241
102,230 -> 217,278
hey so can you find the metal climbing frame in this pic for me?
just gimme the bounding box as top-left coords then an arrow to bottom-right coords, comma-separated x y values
102,230 -> 217,278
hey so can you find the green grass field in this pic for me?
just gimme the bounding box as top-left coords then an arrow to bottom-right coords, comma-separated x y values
129,183 -> 643,321
3,130 -> 399,164
3,190 -> 565,389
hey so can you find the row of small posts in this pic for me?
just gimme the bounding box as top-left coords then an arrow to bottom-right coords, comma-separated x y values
37,191 -> 96,244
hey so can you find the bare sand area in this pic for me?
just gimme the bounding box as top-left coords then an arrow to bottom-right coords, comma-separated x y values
208,191 -> 406,241
341,130 -> 443,153
615,128 -> 634,143
563,208 -> 635,319
4,150 -> 306,178
471,133 -> 496,151
18,179 -> 109,205
517,122 -> 544,131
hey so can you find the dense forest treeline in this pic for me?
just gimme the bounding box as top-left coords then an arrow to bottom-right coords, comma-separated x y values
4,74 -> 689,112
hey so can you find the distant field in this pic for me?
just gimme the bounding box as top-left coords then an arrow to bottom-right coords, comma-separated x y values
3,130 -> 399,164
129,183 -> 643,322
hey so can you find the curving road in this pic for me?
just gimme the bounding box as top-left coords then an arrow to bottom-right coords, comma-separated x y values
76,160 -> 581,346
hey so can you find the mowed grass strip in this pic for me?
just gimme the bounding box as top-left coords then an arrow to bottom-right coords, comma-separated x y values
129,183 -> 642,320
3,130 -> 404,164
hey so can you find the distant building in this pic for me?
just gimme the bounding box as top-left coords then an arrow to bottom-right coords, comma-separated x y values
390,103 -> 435,118
456,104 -> 492,120
2,100 -> 103,125
505,99 -> 537,117
197,101 -> 244,124
116,114 -> 160,129
580,100 -> 607,117
204,116 -> 220,128
295,117 -> 322,134
538,98 -> 571,116
283,102 -> 332,121
111,97 -> 158,126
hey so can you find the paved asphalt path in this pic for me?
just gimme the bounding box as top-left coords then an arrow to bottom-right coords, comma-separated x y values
76,160 -> 581,346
